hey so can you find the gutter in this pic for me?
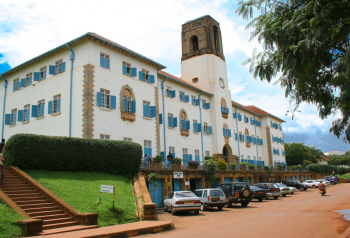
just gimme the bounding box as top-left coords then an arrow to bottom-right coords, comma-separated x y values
161,77 -> 169,168
66,44 -> 75,137
0,75 -> 8,141
234,106 -> 241,165
198,91 -> 204,162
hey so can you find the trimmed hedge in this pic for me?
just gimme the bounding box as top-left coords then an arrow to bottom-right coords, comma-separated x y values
308,163 -> 338,174
3,134 -> 142,177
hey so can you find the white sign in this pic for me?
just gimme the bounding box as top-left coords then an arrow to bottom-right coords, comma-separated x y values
100,185 -> 115,194
173,171 -> 183,179
185,181 -> 190,186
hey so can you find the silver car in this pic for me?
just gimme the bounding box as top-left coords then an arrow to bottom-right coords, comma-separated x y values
163,191 -> 201,215
276,183 -> 290,197
194,188 -> 228,211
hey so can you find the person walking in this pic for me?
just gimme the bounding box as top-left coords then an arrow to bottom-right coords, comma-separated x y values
0,139 -> 5,153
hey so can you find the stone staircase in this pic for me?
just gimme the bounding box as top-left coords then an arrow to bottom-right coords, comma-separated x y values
0,167 -> 98,235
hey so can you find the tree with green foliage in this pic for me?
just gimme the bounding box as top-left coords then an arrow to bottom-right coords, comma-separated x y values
236,0 -> 350,142
205,159 -> 217,187
285,142 -> 319,165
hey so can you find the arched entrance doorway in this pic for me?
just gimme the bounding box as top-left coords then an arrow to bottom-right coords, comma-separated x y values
222,144 -> 233,162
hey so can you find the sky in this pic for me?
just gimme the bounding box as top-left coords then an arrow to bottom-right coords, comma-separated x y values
0,0 -> 349,153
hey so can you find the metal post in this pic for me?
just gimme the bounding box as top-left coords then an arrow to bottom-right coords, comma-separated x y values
0,75 -> 8,141
161,77 -> 168,168
198,91 -> 204,162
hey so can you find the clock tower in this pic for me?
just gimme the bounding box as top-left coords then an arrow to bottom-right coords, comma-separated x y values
180,15 -> 237,162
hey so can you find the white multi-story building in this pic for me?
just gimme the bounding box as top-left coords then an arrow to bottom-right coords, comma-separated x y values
0,15 -> 286,167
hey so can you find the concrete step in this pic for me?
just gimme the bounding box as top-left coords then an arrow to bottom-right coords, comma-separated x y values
42,217 -> 74,225
37,225 -> 99,236
23,206 -> 59,213
42,221 -> 79,230
31,213 -> 69,220
7,193 -> 42,198
27,209 -> 64,217
16,199 -> 50,205
11,196 -> 45,202
19,203 -> 56,209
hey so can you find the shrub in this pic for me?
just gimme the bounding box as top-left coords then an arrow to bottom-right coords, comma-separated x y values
281,164 -> 286,169
171,157 -> 182,165
217,159 -> 227,170
188,160 -> 199,168
204,156 -> 214,161
248,163 -> 255,169
338,166 -> 347,175
264,166 -> 270,171
309,164 -> 339,174
205,159 -> 217,187
3,134 -> 142,178
257,164 -> 262,168
229,162 -> 237,170
240,162 -> 249,167
152,155 -> 163,163
276,164 -> 282,169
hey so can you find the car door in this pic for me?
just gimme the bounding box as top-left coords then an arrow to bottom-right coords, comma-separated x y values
203,190 -> 208,204
165,193 -> 174,208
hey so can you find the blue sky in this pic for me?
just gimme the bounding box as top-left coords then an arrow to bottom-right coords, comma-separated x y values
0,0 -> 348,153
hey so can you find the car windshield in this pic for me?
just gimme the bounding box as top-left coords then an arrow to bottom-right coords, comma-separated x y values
250,186 -> 260,189
194,191 -> 203,197
277,184 -> 286,187
209,190 -> 224,197
175,192 -> 196,198
234,183 -> 248,190
269,184 -> 278,188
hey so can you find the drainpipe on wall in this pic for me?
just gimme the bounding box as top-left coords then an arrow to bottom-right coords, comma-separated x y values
161,77 -> 168,167
234,106 -> 241,165
66,44 -> 75,137
0,75 -> 8,141
198,91 -> 204,162
253,114 -> 259,166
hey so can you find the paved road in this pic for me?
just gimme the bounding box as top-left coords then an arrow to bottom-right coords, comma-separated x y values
142,183 -> 350,238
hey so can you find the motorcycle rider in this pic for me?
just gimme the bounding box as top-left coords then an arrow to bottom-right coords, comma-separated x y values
318,180 -> 326,194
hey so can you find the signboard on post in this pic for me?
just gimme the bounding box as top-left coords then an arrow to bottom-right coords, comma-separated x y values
173,171 -> 183,179
100,185 -> 115,208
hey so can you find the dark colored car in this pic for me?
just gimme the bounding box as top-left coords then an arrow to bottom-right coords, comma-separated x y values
217,182 -> 252,207
249,185 -> 267,202
282,180 -> 308,191
323,176 -> 339,185
252,183 -> 281,199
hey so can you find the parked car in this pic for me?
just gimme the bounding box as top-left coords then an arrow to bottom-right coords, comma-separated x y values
163,191 -> 201,215
217,182 -> 252,207
194,188 -> 228,210
289,187 -> 297,194
252,183 -> 281,199
315,179 -> 331,186
275,183 -> 290,197
302,180 -> 319,188
323,176 -> 339,185
249,186 -> 267,202
282,180 -> 308,191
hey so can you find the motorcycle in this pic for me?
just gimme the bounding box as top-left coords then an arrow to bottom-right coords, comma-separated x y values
319,188 -> 326,196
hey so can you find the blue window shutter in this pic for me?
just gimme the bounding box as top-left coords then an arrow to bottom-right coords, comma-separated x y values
209,126 -> 212,135
26,108 -> 30,121
185,95 -> 189,103
33,72 -> 40,81
228,129 -> 231,137
122,65 -> 128,75
223,128 -> 226,137
226,108 -> 229,114
173,117 -> 177,127
148,148 -> 152,158
48,101 -> 53,114
150,106 -> 156,118
110,95 -> 116,109
123,98 -> 128,112
192,98 -> 195,105
49,65 -> 55,75
161,152 -> 165,162
197,123 -> 201,132
180,93 -> 184,101
183,154 -> 187,164
57,99 -> 61,112
186,120 -> 190,130
206,103 -> 210,109
42,70 -> 47,80
131,100 -> 136,113
159,114 -> 162,124
233,112 -> 237,118
139,71 -> 143,81
60,62 -> 66,72
189,154 -> 193,161
242,135 -> 245,142
96,92 -> 102,107
21,78 -> 25,88
221,105 -> 224,113
181,119 -> 186,130
195,155 -> 200,162
168,116 -> 173,127
196,99 -> 200,106
171,153 -> 175,159
131,68 -> 137,77
13,82 -> 15,92
17,110 -> 23,122
202,101 -> 205,108
31,105 -> 38,118
143,104 -> 149,117
150,75 -> 155,84
40,103 -> 45,117
193,121 -> 198,132
172,90 -> 176,98
28,77 -> 32,85
238,115 -> 242,121
235,133 -> 238,140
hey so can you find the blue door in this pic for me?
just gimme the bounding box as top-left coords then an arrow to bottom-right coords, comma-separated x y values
196,179 -> 201,189
149,179 -> 163,207
214,179 -> 220,188
236,177 -> 242,182
174,179 -> 181,191
247,177 -> 251,185
224,178 -> 231,183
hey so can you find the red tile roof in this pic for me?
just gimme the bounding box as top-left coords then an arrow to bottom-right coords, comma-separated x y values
320,155 -> 330,161
244,105 -> 269,116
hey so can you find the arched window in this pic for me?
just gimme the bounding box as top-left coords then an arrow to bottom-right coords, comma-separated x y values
180,109 -> 189,137
245,128 -> 250,147
192,35 -> 199,52
213,25 -> 219,52
120,85 -> 136,122
221,98 -> 228,119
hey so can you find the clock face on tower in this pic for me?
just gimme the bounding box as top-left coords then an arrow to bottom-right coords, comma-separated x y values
219,78 -> 225,89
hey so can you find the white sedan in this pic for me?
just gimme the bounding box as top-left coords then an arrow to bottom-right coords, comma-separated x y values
315,179 -> 331,186
303,180 -> 319,188
164,191 -> 201,215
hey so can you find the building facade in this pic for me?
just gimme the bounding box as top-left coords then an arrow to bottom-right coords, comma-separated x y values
0,16 -> 287,168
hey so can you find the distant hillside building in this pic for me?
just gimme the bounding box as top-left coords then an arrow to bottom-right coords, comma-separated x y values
318,155 -> 330,165
324,151 -> 345,156
0,15 -> 286,167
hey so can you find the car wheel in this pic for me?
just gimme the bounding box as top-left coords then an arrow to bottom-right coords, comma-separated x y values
300,187 -> 305,191
163,204 -> 167,212
291,192 -> 294,194
227,202 -> 232,208
282,194 -> 286,197
201,204 -> 207,211
241,188 -> 251,199
331,181 -> 335,185
258,199 -> 263,202
171,206 -> 176,215
218,206 -> 223,211
274,196 -> 278,200
241,202 -> 248,207
312,185 -> 316,188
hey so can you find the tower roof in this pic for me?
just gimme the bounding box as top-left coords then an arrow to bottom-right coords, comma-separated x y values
182,15 -> 219,25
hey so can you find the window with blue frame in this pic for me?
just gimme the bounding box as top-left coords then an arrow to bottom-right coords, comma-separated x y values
166,87 -> 175,98
20,73 -> 32,88
143,101 -> 156,118
191,95 -> 197,105
221,105 -> 229,114
100,53 -> 110,69
202,99 -> 210,109
180,92 -> 190,103
203,122 -> 212,135
180,117 -> 190,131
182,148 -> 188,164
144,140 -> 152,158
97,89 -> 117,109
139,69 -> 155,84
48,94 -> 61,115
122,61 -> 137,77
244,116 -> 249,123
223,126 -> 231,138
34,100 -> 45,118
239,133 -> 245,142
193,120 -> 198,133
48,59 -> 66,76
100,134 -> 110,139
10,109 -> 17,125
168,113 -> 177,128
39,66 -> 47,81
23,104 -> 30,122
238,113 -> 242,121
195,149 -> 200,161
13,78 -> 20,92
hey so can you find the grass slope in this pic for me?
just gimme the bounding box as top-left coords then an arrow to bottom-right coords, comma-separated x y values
0,203 -> 25,238
338,174 -> 350,179
25,170 -> 137,226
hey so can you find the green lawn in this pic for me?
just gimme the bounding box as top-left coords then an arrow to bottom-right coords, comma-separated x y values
338,174 -> 350,179
0,203 -> 25,238
25,170 -> 137,227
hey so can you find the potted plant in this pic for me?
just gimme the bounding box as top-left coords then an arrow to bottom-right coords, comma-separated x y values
188,160 -> 199,169
229,162 -> 237,170
217,159 -> 228,170
276,164 -> 282,171
281,164 -> 286,170
171,157 -> 182,169
248,163 -> 255,171
240,162 -> 248,171
151,155 -> 163,169
264,166 -> 270,171
204,156 -> 214,161
257,164 -> 262,171
291,165 -> 298,171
